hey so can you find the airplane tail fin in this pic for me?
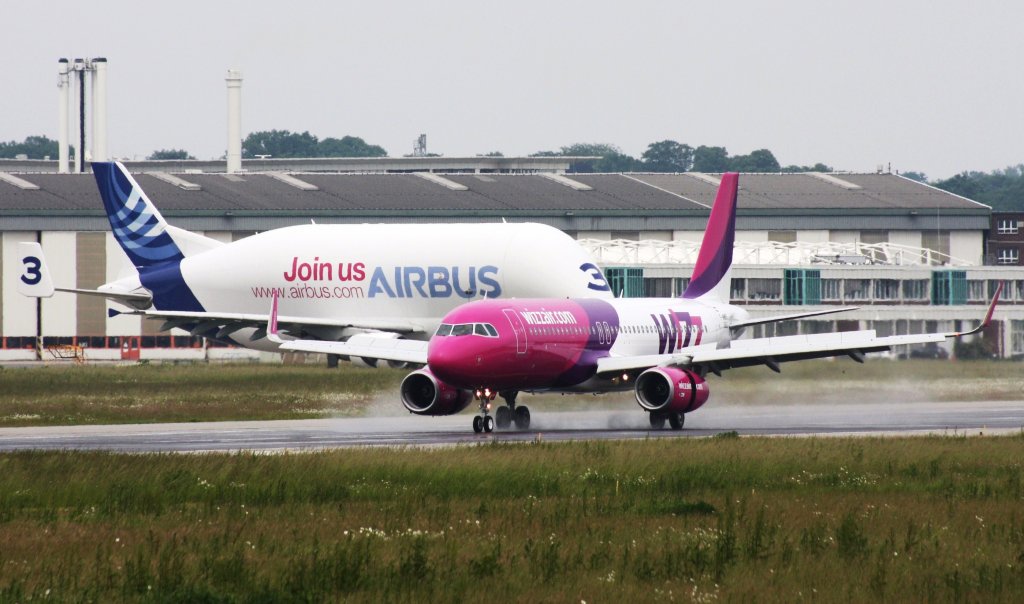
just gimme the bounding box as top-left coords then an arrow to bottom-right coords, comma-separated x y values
92,162 -> 209,268
682,173 -> 739,301
16,242 -> 55,298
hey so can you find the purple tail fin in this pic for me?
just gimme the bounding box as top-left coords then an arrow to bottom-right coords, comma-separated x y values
682,173 -> 739,300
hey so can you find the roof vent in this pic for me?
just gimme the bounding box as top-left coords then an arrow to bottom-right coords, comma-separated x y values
538,173 -> 592,191
805,172 -> 862,190
268,172 -> 319,191
414,172 -> 468,191
148,171 -> 201,191
685,173 -> 722,186
0,173 -> 40,190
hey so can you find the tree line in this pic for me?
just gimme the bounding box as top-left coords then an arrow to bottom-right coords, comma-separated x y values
1,133 -> 1022,210
531,141 -> 831,174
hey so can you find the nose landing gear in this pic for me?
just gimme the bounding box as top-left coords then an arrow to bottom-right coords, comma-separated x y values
471,389 -> 530,432
472,414 -> 494,434
472,388 -> 497,433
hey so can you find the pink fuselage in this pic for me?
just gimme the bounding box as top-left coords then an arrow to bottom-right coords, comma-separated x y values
427,297 -> 732,393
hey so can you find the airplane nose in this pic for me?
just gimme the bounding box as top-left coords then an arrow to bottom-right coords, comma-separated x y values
427,340 -> 462,381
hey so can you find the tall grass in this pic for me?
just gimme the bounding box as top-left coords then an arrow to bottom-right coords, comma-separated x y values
1,436 -> 1023,601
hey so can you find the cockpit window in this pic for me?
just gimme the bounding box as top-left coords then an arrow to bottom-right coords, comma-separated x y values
437,322 -> 500,338
451,324 -> 474,336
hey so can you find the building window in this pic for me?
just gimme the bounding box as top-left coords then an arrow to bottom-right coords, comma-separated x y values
902,279 -> 929,300
843,279 -> 871,301
605,267 -> 644,297
821,279 -> 841,301
997,248 -> 1020,265
932,270 -> 967,305
873,279 -> 900,300
747,278 -> 781,301
1013,321 -> 1024,356
997,219 -> 1020,235
988,280 -> 1010,301
784,269 -> 821,305
675,278 -> 691,297
643,277 -> 673,297
728,278 -> 744,301
967,280 -> 986,301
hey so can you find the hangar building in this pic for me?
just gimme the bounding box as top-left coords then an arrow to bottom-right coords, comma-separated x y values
1,157 -> 1020,361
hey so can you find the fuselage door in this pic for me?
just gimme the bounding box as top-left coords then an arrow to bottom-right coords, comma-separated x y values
502,308 -> 528,355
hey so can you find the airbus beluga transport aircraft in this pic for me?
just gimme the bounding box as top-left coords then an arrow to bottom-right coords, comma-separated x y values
271,173 -> 1002,432
17,162 -> 612,359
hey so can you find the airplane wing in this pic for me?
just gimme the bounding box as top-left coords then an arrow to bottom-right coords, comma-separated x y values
728,306 -> 859,329
116,308 -> 427,341
263,292 -> 429,363
274,334 -> 429,365
598,283 -> 1001,376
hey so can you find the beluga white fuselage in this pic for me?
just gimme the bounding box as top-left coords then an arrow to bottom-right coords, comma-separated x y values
17,162 -> 613,357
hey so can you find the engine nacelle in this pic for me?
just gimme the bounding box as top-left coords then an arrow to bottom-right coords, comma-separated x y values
400,368 -> 473,416
634,367 -> 710,414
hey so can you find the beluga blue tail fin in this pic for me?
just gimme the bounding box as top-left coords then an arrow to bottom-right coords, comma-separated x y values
92,161 -> 184,268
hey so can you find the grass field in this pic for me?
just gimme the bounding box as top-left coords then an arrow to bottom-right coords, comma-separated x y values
0,359 -> 1021,427
0,363 -> 406,426
1,436 -> 1023,601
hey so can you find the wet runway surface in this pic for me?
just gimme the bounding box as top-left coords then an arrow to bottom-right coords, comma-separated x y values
0,400 -> 1022,453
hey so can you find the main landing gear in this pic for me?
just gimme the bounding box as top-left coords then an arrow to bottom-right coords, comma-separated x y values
497,391 -> 530,431
471,389 -> 530,433
649,411 -> 685,431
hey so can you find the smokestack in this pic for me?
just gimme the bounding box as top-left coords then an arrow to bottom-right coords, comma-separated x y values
225,69 -> 243,173
90,58 -> 108,162
57,58 -> 70,173
73,58 -> 86,173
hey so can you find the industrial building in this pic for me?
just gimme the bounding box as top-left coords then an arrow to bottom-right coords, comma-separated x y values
1,160 -> 1021,361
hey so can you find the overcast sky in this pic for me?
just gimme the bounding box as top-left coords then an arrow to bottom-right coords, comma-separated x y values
3,1 -> 1022,179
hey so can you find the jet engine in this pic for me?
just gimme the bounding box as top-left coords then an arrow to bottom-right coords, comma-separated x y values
634,367 -> 709,414
400,368 -> 473,416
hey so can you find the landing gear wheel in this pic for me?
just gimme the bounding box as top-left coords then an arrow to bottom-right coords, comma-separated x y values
495,406 -> 512,429
668,412 -> 684,430
483,415 -> 495,433
514,406 -> 531,430
472,415 -> 484,433
649,412 -> 666,430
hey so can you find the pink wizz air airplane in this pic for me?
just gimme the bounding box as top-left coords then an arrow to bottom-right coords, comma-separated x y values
272,173 -> 1001,433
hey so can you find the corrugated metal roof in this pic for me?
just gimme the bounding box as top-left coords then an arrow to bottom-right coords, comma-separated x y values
0,171 -> 988,219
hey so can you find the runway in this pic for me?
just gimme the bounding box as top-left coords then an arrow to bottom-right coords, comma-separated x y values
0,400 -> 1021,453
